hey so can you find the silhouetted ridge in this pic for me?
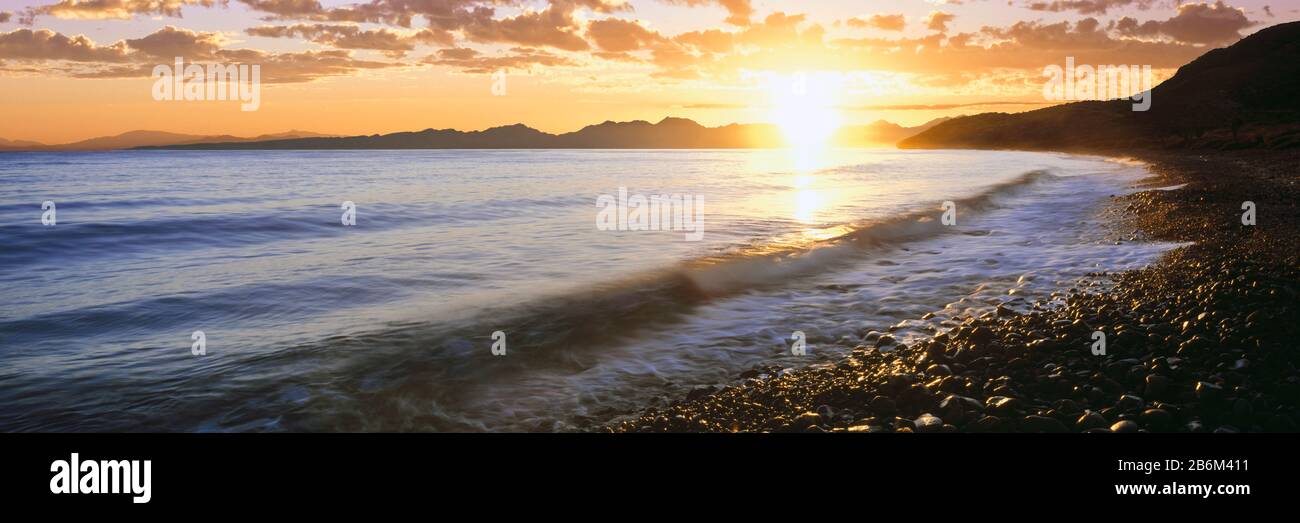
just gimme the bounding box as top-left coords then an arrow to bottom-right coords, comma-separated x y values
135,117 -> 942,150
900,21 -> 1300,151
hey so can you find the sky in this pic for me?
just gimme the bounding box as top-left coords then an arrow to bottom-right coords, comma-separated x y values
0,0 -> 1295,144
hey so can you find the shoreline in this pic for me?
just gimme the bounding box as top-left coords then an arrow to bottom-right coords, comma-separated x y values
610,149 -> 1300,433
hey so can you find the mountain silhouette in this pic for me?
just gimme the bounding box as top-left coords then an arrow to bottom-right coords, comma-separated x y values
136,117 -> 945,150
0,130 -> 336,151
900,21 -> 1300,151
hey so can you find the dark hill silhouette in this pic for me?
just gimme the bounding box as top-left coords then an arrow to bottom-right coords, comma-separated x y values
900,21 -> 1300,151
138,117 -> 945,150
0,130 -> 335,151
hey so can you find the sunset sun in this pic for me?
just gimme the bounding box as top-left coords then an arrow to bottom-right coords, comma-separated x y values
766,72 -> 843,149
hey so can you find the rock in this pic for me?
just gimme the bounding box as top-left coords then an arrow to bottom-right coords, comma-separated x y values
966,415 -> 1004,433
1110,420 -> 1140,433
869,395 -> 898,416
875,335 -> 897,348
1139,408 -> 1173,430
1077,410 -> 1108,430
986,396 -> 1022,415
792,411 -> 822,429
970,327 -> 995,346
1021,415 -> 1069,433
926,364 -> 952,377
1115,394 -> 1145,412
686,386 -> 717,401
1195,381 -> 1223,401
1144,375 -> 1171,399
914,413 -> 944,433
846,424 -> 887,433
816,404 -> 835,420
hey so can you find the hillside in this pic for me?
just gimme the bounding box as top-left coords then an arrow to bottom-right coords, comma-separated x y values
900,21 -> 1300,151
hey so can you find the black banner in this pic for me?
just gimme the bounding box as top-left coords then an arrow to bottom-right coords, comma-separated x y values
0,434 -> 1289,510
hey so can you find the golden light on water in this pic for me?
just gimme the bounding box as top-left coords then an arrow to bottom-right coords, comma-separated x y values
794,188 -> 820,223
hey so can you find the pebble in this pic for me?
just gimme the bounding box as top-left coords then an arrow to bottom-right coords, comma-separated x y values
1077,410 -> 1108,430
1021,415 -> 1069,433
1195,381 -> 1223,401
914,414 -> 944,433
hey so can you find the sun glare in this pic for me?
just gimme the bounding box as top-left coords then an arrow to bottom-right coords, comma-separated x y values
766,72 -> 843,150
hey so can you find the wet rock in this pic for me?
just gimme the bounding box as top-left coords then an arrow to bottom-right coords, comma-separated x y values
1195,381 -> 1223,401
1139,408 -> 1173,430
1116,394 -> 1145,412
1077,410 -> 1108,430
869,396 -> 898,416
792,412 -> 822,430
1144,375 -> 1171,399
816,404 -> 835,420
1110,420 -> 1140,433
686,386 -> 718,401
966,415 -> 1004,433
914,413 -> 944,433
969,327 -> 995,347
1021,415 -> 1069,433
986,396 -> 1022,415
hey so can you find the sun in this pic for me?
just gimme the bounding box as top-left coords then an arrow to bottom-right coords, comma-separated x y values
767,72 -> 843,149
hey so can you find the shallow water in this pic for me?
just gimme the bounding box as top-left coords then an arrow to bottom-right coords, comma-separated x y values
0,149 -> 1177,431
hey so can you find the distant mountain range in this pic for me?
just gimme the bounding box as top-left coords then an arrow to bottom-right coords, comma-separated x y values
127,117 -> 949,151
0,130 -> 337,151
1,118 -> 947,152
901,21 -> 1300,151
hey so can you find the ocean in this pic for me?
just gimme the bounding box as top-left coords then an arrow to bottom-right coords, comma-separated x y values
0,149 -> 1179,431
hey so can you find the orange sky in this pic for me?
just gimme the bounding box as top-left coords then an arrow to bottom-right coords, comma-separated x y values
1,0 -> 1294,144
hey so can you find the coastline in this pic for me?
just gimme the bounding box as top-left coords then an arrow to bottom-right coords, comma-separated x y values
610,149 -> 1300,433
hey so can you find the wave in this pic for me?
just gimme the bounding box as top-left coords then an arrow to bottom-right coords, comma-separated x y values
683,169 -> 1056,295
306,169 -> 1060,383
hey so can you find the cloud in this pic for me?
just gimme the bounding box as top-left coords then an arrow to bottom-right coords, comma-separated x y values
241,2 -> 612,52
0,28 -> 132,62
236,0 -> 327,18
587,18 -> 668,52
672,29 -> 734,53
0,25 -> 399,82
1114,1 -> 1256,44
22,0 -> 228,22
661,0 -> 754,26
246,23 -> 452,55
925,11 -> 955,32
1025,0 -> 1157,15
236,0 -> 626,26
423,46 -> 576,73
126,25 -> 225,58
0,12 -> 10,24
846,14 -> 906,32
460,3 -> 592,51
